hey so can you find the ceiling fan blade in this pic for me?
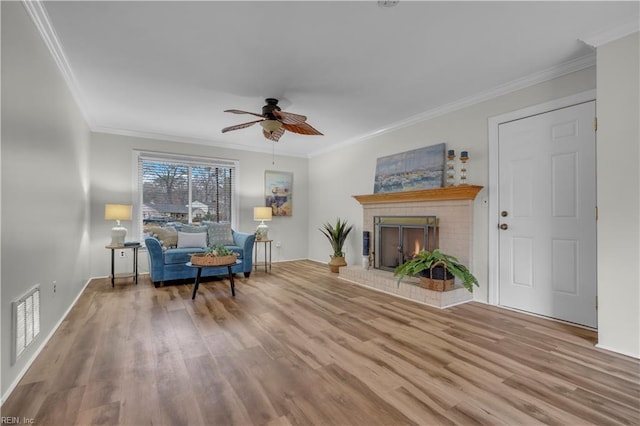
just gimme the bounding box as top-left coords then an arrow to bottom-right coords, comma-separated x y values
224,109 -> 265,118
263,127 -> 285,142
282,122 -> 323,136
273,110 -> 308,125
222,119 -> 264,133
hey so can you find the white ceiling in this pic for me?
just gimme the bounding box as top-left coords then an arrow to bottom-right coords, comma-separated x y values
36,1 -> 638,157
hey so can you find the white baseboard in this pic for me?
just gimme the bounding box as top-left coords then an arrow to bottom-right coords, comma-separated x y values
595,344 -> 640,360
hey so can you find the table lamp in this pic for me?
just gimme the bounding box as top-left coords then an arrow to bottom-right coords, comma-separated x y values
105,204 -> 132,246
253,207 -> 272,241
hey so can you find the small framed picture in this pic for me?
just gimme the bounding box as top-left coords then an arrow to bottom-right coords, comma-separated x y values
265,170 -> 293,216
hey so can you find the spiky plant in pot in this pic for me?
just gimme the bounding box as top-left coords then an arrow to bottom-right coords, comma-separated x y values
319,218 -> 354,272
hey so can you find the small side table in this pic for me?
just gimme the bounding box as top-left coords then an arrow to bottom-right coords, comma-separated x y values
105,244 -> 140,287
187,260 -> 241,300
254,239 -> 272,272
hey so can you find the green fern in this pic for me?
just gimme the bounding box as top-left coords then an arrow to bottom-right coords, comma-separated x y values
204,243 -> 233,257
394,249 -> 479,292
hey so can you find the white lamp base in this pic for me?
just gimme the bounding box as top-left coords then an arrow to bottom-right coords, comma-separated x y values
256,222 -> 269,241
110,221 -> 127,246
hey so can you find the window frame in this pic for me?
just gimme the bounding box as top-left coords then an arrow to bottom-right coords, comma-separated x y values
132,150 -> 240,245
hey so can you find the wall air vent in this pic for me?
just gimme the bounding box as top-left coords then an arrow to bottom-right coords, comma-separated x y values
12,285 -> 41,364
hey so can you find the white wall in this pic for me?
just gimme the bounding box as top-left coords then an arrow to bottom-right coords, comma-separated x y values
596,32 -> 640,358
308,66 -> 597,303
2,10 -> 636,411
1,2 -> 91,398
89,133 -> 309,278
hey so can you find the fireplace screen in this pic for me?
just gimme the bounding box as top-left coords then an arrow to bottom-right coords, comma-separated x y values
374,216 -> 438,271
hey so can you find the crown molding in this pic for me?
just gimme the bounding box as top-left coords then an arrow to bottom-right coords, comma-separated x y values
23,0 -> 603,160
93,126 -> 310,159
308,53 -> 596,158
22,0 -> 94,128
580,18 -> 640,48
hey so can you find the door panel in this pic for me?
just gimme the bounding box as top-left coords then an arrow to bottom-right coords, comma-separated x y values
511,158 -> 534,218
512,237 -> 534,287
552,239 -> 578,294
498,101 -> 596,328
552,153 -> 577,217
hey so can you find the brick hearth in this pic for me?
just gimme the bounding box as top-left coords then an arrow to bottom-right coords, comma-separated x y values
339,266 -> 473,309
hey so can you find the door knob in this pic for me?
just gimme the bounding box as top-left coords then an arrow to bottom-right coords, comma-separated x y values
501,211 -> 509,217
500,223 -> 508,230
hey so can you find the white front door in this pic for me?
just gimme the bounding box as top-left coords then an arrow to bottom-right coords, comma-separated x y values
498,101 -> 597,328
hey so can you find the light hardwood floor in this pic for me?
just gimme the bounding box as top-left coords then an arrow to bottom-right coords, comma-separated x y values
3,260 -> 639,425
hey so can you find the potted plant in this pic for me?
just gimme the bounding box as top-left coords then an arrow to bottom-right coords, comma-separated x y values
394,249 -> 479,292
319,218 -> 354,272
190,243 -> 237,266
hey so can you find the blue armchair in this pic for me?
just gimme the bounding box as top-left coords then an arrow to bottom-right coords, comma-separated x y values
145,229 -> 255,288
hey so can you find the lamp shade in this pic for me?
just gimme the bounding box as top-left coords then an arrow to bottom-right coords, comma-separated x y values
253,207 -> 272,241
260,120 -> 283,134
105,204 -> 132,221
253,207 -> 273,221
105,204 -> 132,246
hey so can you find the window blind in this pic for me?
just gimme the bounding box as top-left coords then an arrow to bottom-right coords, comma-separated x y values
135,152 -> 238,243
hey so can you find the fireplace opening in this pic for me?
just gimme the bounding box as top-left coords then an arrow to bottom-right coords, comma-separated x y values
374,216 -> 439,271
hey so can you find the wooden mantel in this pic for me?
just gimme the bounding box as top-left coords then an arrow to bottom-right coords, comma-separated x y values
353,185 -> 483,205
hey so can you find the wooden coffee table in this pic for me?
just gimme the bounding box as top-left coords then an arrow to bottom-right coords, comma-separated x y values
187,260 -> 242,300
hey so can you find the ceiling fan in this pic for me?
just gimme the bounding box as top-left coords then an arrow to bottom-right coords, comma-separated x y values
222,98 -> 323,142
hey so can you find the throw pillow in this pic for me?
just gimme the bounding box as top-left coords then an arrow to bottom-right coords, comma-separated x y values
207,222 -> 234,245
181,224 -> 208,234
177,231 -> 207,248
148,226 -> 178,248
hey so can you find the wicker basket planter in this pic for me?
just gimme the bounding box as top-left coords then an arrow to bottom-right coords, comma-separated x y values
420,276 -> 455,292
190,253 -> 237,267
419,261 -> 455,292
395,249 -> 478,293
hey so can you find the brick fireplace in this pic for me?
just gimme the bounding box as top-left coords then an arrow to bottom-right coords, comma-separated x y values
340,185 -> 482,308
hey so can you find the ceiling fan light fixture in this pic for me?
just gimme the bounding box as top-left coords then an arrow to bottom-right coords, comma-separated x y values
260,119 -> 282,134
223,99 -> 321,141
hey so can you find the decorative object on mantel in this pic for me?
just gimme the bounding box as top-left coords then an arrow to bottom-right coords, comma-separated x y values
319,218 -> 354,273
459,150 -> 469,185
394,249 -> 479,292
446,149 -> 456,187
373,143 -> 445,194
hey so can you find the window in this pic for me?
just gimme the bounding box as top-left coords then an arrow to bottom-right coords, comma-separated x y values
134,151 -> 238,241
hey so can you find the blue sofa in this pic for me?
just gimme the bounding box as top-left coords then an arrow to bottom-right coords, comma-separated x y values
145,229 -> 255,288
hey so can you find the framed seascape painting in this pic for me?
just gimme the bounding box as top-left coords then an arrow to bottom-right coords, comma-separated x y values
265,170 -> 293,216
373,143 -> 446,193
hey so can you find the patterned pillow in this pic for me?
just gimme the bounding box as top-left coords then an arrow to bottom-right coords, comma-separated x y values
207,222 -> 234,245
181,224 -> 208,234
148,226 -> 178,248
